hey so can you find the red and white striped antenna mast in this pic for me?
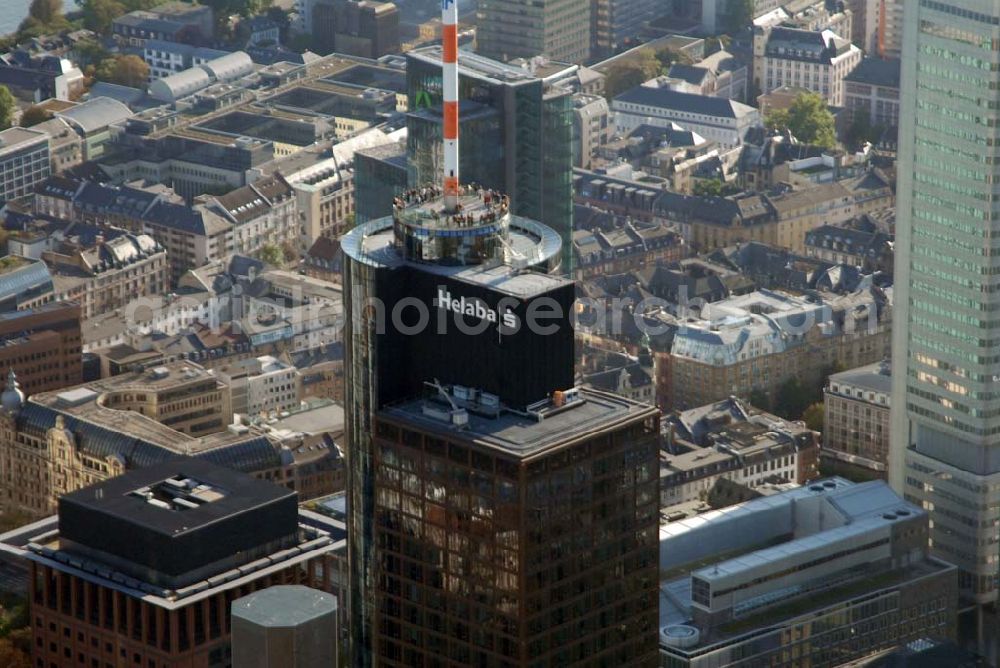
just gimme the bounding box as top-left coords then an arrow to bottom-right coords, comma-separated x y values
442,0 -> 460,212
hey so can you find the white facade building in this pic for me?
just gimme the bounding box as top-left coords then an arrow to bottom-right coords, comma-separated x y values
612,87 -> 760,148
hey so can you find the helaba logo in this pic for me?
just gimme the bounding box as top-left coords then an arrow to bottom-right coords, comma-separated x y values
442,0 -> 456,8
435,287 -> 518,330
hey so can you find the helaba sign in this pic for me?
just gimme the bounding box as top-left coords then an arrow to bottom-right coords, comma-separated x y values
435,286 -> 518,330
442,0 -> 456,8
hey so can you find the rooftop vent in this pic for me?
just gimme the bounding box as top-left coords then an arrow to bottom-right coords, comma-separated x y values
129,475 -> 226,512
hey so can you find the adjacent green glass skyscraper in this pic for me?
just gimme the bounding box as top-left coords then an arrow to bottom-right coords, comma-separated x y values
891,0 -> 1000,606
406,48 -> 575,273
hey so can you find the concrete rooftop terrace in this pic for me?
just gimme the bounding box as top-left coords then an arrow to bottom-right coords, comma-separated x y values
379,389 -> 657,458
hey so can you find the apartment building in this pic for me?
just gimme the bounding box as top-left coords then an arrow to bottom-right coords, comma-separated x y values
29,233 -> 170,320
206,174 -> 298,256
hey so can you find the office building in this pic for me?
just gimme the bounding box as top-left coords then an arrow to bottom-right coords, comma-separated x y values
216,355 -> 301,418
845,0 -> 880,53
142,39 -> 230,81
303,0 -> 400,58
342,190 -> 659,664
477,0 -> 591,64
843,57 -> 901,133
112,1 -> 214,47
658,479 -> 957,667
0,303 -> 81,396
353,141 -> 407,225
0,459 -> 345,668
754,27 -> 863,106
612,87 -> 761,148
0,127 -> 50,204
878,0 -> 904,58
405,48 -> 575,271
0,258 -> 54,311
231,586 -> 339,668
890,0 -> 1000,607
824,360 -> 891,478
590,0 -> 660,60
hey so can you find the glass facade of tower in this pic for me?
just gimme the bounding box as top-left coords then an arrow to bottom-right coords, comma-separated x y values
892,0 -> 1000,603
405,50 -> 576,274
407,102 -> 504,194
370,409 -> 661,667
355,144 -> 408,226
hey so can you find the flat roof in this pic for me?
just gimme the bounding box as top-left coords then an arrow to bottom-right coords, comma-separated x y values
380,389 -> 656,458
60,459 -> 294,538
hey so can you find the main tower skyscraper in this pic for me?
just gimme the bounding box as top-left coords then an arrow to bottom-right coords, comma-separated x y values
891,0 -> 1000,611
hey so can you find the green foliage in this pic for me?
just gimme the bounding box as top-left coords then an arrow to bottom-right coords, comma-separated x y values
0,87 -> 14,132
764,92 -> 837,148
846,113 -> 884,148
19,105 -> 51,127
773,377 -> 826,421
79,0 -> 126,33
693,179 -> 740,197
802,402 -> 824,433
604,49 -> 661,100
95,54 -> 149,88
28,0 -> 63,25
73,38 -> 110,67
654,47 -> 691,73
749,388 -> 770,411
259,243 -> 284,267
724,0 -> 754,34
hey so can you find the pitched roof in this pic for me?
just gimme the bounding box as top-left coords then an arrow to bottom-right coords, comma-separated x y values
614,87 -> 757,120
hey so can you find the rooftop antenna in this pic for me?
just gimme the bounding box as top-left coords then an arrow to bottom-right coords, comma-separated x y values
442,0 -> 460,213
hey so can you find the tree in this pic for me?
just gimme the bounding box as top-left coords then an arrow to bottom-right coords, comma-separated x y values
774,377 -> 811,420
0,639 -> 29,668
0,87 -> 14,132
764,92 -> 837,148
654,47 -> 691,73
96,55 -> 149,88
724,0 -> 754,34
19,105 -> 51,127
80,0 -> 126,33
73,38 -> 110,68
694,179 -> 740,197
802,402 -> 825,433
259,243 -> 284,266
28,0 -> 63,25
604,49 -> 661,100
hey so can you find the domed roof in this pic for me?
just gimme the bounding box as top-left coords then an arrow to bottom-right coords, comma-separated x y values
1,369 -> 24,413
